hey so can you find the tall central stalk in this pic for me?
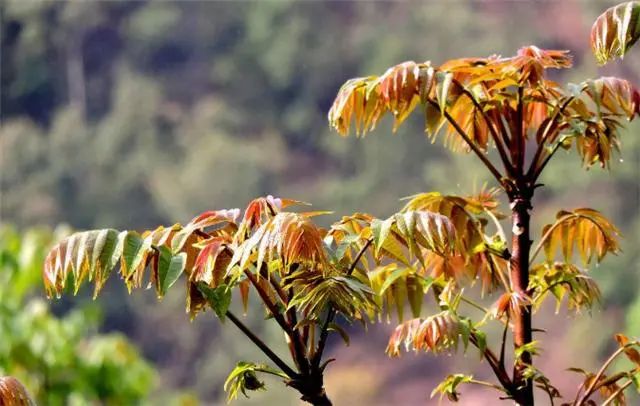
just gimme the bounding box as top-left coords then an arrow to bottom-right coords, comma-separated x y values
510,194 -> 534,405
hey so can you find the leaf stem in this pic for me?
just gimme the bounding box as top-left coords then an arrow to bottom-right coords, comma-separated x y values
576,344 -> 630,405
515,86 -> 525,174
527,96 -> 574,179
450,77 -> 514,176
459,296 -> 491,314
601,380 -> 632,406
532,141 -> 562,182
468,378 -> 508,393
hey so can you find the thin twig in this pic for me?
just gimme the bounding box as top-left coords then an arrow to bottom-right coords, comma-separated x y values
499,314 -> 510,368
576,345 -> 629,405
532,141 -> 562,183
588,370 -> 633,395
528,213 -> 568,266
468,378 -> 508,393
459,296 -> 491,314
527,96 -> 574,179
226,310 -> 298,379
243,270 -> 292,335
450,77 -> 514,176
469,333 -> 513,394
346,238 -> 374,277
426,100 -> 505,185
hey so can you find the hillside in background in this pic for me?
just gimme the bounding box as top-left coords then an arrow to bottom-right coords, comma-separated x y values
1,1 -> 638,404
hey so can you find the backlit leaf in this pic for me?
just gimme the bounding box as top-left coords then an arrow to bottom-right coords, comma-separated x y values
541,208 -> 621,265
386,312 -> 463,356
591,2 -> 640,64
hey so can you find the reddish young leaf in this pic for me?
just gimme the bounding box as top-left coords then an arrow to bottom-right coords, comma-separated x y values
591,2 -> 640,65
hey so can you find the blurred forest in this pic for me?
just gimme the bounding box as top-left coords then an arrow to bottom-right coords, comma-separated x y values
1,1 -> 639,404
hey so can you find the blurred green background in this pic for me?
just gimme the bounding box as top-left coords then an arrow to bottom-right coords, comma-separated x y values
1,1 -> 638,404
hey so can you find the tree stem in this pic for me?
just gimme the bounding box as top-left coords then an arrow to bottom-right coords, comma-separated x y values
510,194 -> 534,405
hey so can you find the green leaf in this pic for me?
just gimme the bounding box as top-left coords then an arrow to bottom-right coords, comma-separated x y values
515,340 -> 541,360
223,362 -> 287,402
121,232 -> 151,280
334,234 -> 362,261
224,362 -> 266,401
372,217 -> 393,256
474,330 -> 487,359
406,275 -> 424,318
197,283 -> 232,321
92,229 -> 124,294
458,318 -> 472,351
431,374 -> 473,402
157,246 -> 186,297
631,371 -> 640,393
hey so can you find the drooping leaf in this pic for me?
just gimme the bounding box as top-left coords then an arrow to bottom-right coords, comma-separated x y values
491,291 -> 533,320
591,2 -> 640,65
286,274 -> 377,322
560,77 -> 640,168
541,208 -> 621,265
120,232 -> 153,292
401,192 -> 506,291
529,262 -> 601,313
367,264 -> 434,321
44,228 -> 194,301
386,311 -> 463,356
44,229 -> 123,298
373,211 -> 458,264
328,46 -> 574,155
582,77 -> 640,119
327,322 -> 350,346
436,71 -> 453,113
0,376 -> 35,406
